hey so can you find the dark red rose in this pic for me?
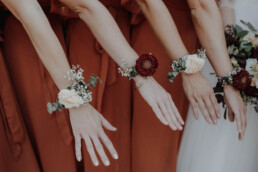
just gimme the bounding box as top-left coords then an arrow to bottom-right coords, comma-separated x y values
233,70 -> 252,90
136,54 -> 158,77
252,47 -> 258,60
246,86 -> 258,97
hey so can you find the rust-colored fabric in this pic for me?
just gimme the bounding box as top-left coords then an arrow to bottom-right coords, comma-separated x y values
0,25 -> 40,171
2,14 -> 77,172
125,0 -> 199,171
65,1 -> 132,171
2,0 -> 132,171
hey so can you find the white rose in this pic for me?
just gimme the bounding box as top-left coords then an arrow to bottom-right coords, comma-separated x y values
251,74 -> 258,89
184,54 -> 205,74
58,89 -> 84,108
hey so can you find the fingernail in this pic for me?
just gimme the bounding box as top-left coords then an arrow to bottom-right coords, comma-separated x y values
114,154 -> 119,159
214,119 -> 217,125
179,126 -> 183,130
208,119 -> 213,124
112,127 -> 117,131
94,160 -> 99,166
77,155 -> 82,162
104,160 -> 110,166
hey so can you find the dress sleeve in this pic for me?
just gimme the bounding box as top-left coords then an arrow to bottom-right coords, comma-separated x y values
50,0 -> 78,18
218,0 -> 236,8
121,0 -> 144,25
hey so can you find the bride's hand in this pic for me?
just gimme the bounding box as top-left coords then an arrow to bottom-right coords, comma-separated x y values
134,76 -> 184,130
69,104 -> 118,166
223,85 -> 247,140
182,72 -> 221,125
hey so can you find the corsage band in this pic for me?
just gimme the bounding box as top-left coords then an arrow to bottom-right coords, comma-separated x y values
168,49 -> 206,82
47,65 -> 102,114
118,53 -> 158,79
218,68 -> 252,91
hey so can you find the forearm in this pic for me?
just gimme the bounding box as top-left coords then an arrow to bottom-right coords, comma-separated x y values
188,0 -> 233,76
219,6 -> 236,27
60,0 -> 138,67
135,0 -> 188,60
2,0 -> 71,89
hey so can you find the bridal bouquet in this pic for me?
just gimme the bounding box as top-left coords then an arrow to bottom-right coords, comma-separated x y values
213,21 -> 258,113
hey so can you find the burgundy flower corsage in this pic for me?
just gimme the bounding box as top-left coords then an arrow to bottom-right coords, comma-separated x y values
118,53 -> 158,79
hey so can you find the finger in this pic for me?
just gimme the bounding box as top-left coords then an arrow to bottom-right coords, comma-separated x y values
82,134 -> 99,166
151,103 -> 169,125
240,107 -> 247,140
190,98 -> 199,120
74,134 -> 82,162
158,102 -> 178,130
164,100 -> 183,130
204,96 -> 217,125
169,96 -> 184,125
233,110 -> 242,134
228,106 -> 235,122
99,130 -> 118,159
91,136 -> 110,166
197,98 -> 213,124
210,94 -> 221,119
100,115 -> 117,131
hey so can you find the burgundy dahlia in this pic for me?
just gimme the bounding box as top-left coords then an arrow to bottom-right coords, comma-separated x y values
246,86 -> 258,97
233,70 -> 252,90
252,47 -> 258,60
136,54 -> 158,77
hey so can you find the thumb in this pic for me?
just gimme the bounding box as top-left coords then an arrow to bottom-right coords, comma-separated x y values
100,115 -> 117,131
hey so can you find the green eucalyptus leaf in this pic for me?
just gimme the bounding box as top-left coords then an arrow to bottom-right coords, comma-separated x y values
237,30 -> 249,38
235,24 -> 243,34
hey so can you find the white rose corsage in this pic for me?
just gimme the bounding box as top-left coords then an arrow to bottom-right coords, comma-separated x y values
47,65 -> 102,114
168,49 -> 206,82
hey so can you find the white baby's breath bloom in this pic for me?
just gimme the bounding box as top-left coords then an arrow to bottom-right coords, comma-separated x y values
58,89 -> 84,108
251,74 -> 258,89
231,57 -> 239,67
227,45 -> 239,55
184,54 -> 205,74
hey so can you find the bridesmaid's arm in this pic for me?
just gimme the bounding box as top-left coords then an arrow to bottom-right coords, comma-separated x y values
135,0 -> 220,125
187,0 -> 246,139
219,0 -> 236,27
1,0 -> 70,90
57,0 -> 185,131
1,0 -> 119,165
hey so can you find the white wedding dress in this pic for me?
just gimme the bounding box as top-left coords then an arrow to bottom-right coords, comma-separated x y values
177,0 -> 258,172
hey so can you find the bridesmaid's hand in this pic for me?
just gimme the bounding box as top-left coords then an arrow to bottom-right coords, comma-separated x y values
134,76 -> 184,130
69,104 -> 118,166
182,72 -> 221,125
223,85 -> 247,140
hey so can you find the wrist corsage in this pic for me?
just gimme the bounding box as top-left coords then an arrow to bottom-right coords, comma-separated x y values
213,21 -> 258,114
47,65 -> 102,114
168,49 -> 206,82
118,53 -> 158,79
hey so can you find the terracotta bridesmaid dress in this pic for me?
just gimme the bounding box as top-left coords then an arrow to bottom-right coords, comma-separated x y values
57,0 -> 132,171
2,1 -> 78,171
122,0 -> 199,171
0,9 -> 40,172
2,0 -> 132,171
